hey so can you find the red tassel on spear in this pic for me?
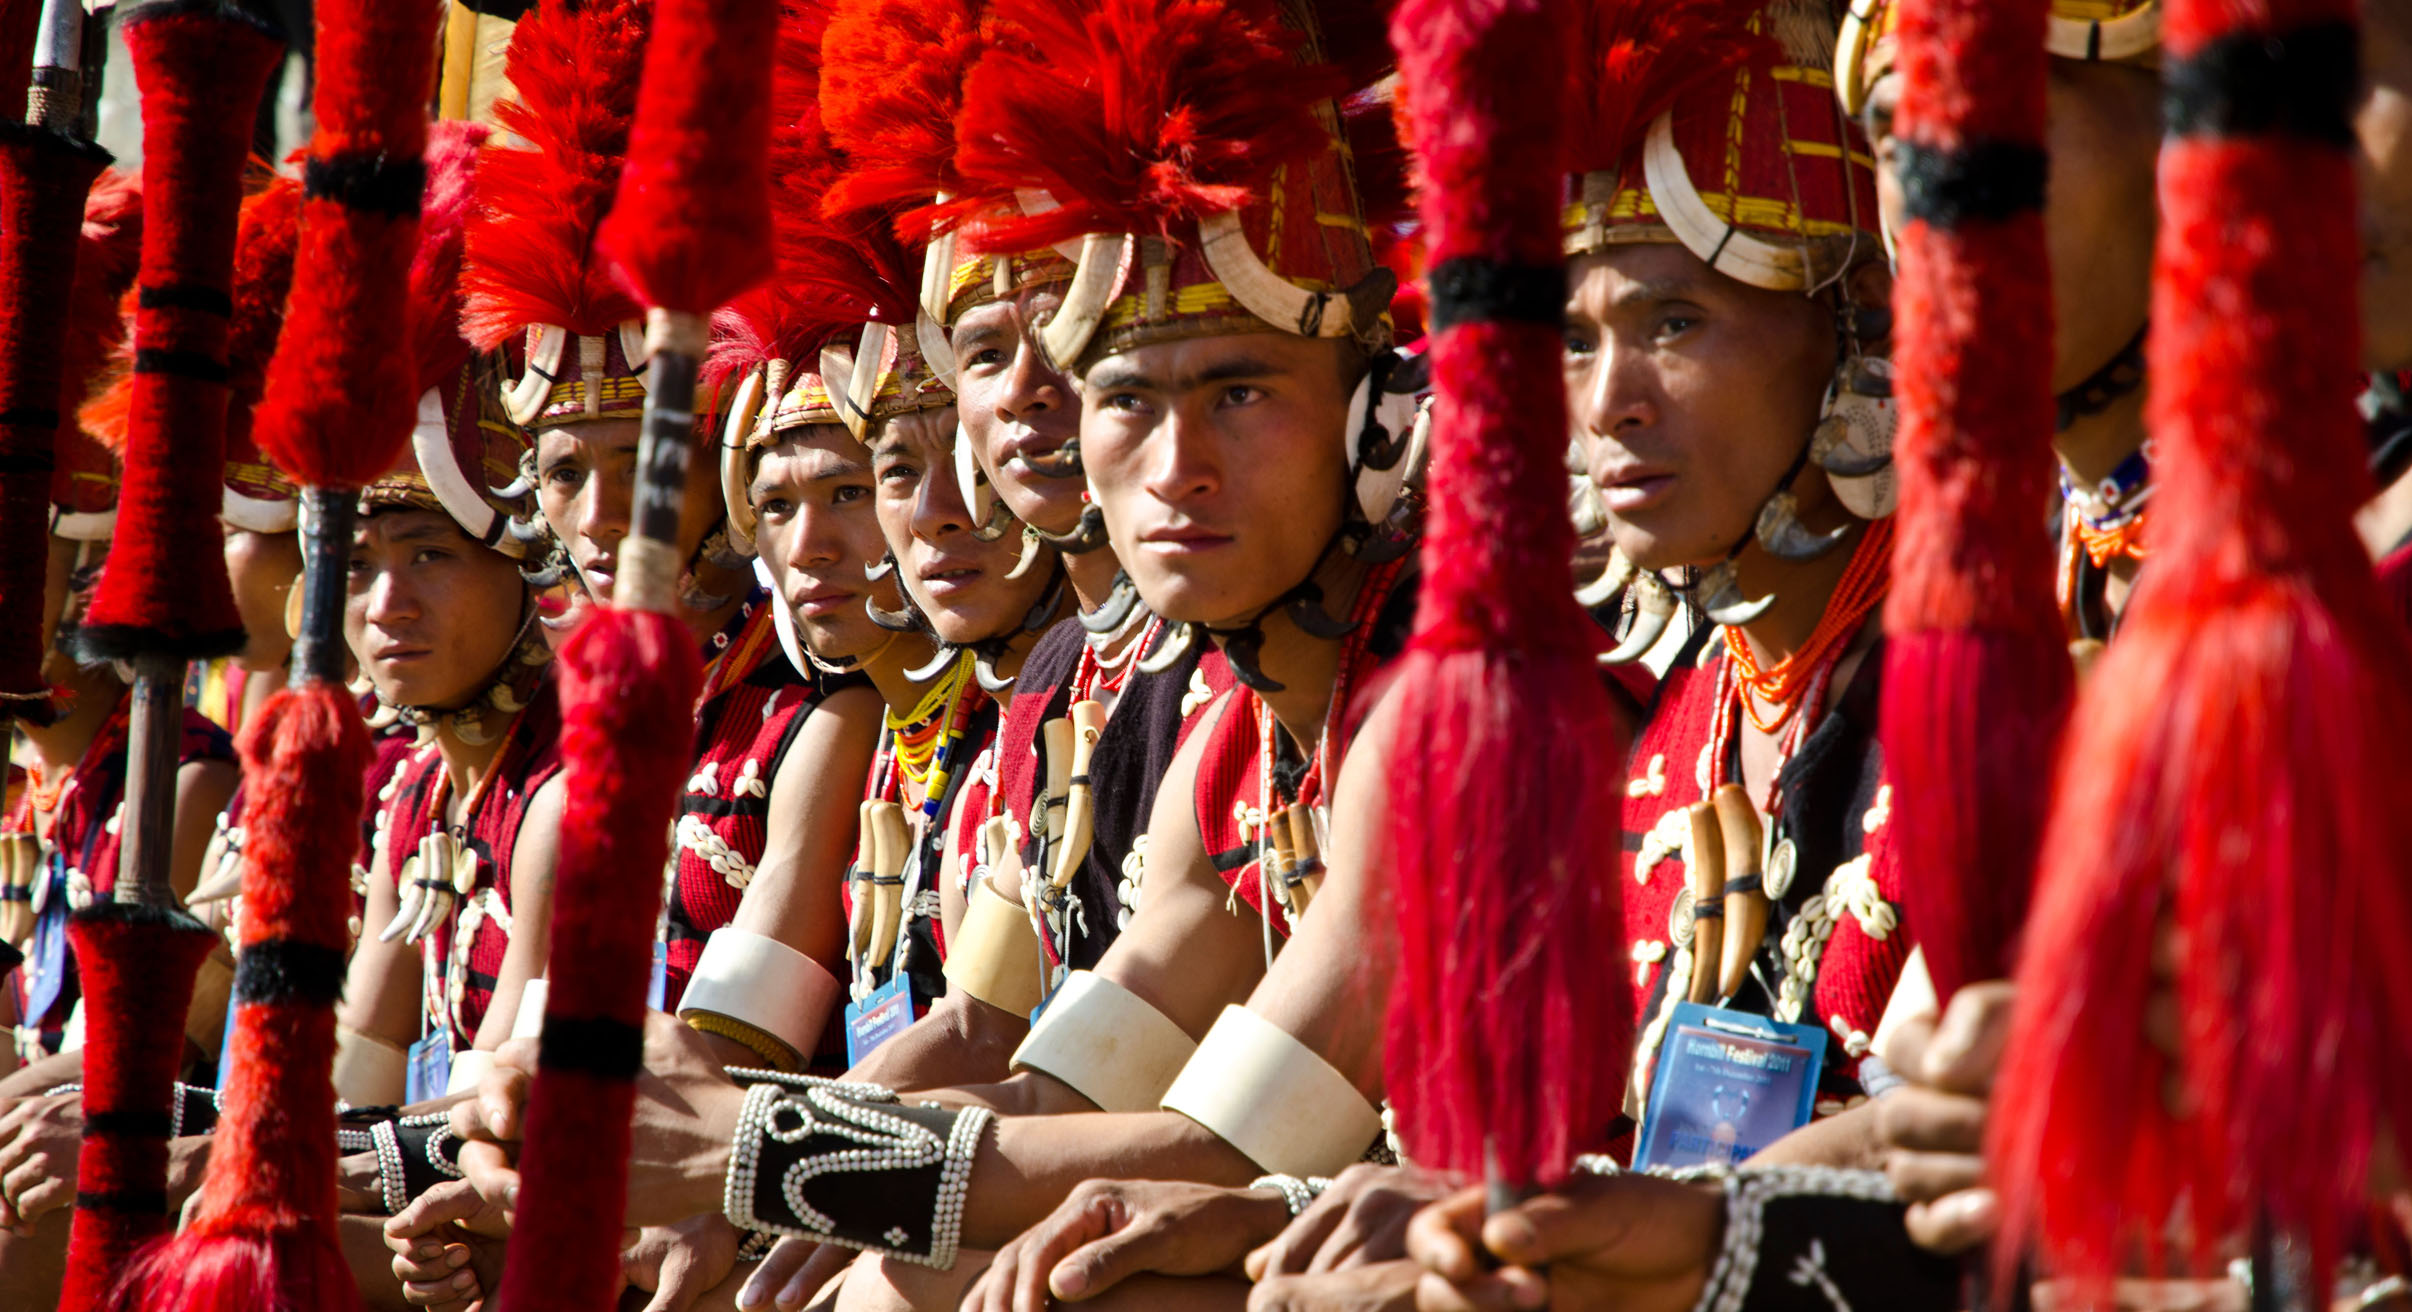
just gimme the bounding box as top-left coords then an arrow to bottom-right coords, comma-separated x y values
1989,0 -> 2412,1298
102,0 -> 441,1305
1380,0 -> 1630,1191
1877,0 -> 2070,1005
489,0 -> 772,1303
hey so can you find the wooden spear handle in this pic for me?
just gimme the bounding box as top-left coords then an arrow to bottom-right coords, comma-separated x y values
1049,700 -> 1108,890
865,801 -> 912,971
1685,801 -> 1725,1005
1712,784 -> 1769,1000
845,801 -> 877,965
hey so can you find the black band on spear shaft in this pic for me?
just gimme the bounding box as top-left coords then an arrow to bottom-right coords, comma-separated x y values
137,282 -> 234,316
1894,139 -> 2048,227
2163,23 -> 2357,145
632,346 -> 698,562
304,152 -> 427,218
292,486 -> 355,687
1426,257 -> 1564,334
537,1014 -> 646,1080
233,937 -> 348,1007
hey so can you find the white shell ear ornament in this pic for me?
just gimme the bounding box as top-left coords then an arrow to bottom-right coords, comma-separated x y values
1815,356 -> 1899,520
1346,349 -> 1430,526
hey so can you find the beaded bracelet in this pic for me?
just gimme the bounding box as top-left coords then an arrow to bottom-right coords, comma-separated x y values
722,1072 -> 992,1270
1688,1166 -> 1958,1312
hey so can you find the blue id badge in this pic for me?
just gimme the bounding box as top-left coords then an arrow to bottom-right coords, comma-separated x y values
647,941 -> 669,1013
404,1027 -> 452,1106
1634,1003 -> 1826,1171
843,974 -> 914,1066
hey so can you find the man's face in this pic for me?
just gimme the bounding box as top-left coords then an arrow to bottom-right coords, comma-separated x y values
952,285 -> 1087,535
1563,244 -> 1838,573
346,508 -> 530,709
534,416 -> 722,606
223,523 -> 301,673
2361,0 -> 2412,372
870,405 -> 1058,646
1867,59 -> 2158,391
1076,332 -> 1354,626
750,425 -> 908,663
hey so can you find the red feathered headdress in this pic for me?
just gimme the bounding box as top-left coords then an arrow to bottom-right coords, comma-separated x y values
952,0 -> 1386,368
461,0 -> 653,430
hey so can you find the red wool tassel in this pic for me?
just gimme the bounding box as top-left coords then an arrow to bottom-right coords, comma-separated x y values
598,0 -> 778,317
0,125 -> 110,701
249,0 -> 441,490
1989,0 -> 2412,1297
107,686 -> 369,1312
1877,0 -> 2070,1002
1380,0 -> 1629,1189
56,903 -> 220,1312
76,0 -> 284,661
494,609 -> 700,1312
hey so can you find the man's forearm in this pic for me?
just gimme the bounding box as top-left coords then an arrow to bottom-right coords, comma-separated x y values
0,1049 -> 80,1099
847,992 -> 1026,1096
962,1110 -> 1257,1250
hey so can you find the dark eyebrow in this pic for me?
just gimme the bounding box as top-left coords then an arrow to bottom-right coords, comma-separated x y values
1087,354 -> 1285,394
951,319 -> 1008,351
1611,277 -> 1710,310
753,452 -> 870,499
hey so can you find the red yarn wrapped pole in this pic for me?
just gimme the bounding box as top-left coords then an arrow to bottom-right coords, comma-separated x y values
1380,0 -> 1629,1190
1877,0 -> 2070,1004
0,124 -> 109,705
76,0 -> 282,662
105,0 -> 437,1304
494,0 -> 769,1305
58,8 -> 281,1308
1988,0 -> 2412,1299
493,613 -> 699,1312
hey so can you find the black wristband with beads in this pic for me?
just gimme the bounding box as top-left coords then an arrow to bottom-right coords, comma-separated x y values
722,1069 -> 992,1270
336,1107 -> 465,1215
1691,1167 -> 1959,1312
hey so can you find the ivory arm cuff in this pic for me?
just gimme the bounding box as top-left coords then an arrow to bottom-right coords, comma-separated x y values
941,875 -> 1046,1019
334,1025 -> 408,1108
679,928 -> 842,1070
445,1047 -> 495,1097
1159,1006 -> 1382,1178
1010,970 -> 1195,1113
